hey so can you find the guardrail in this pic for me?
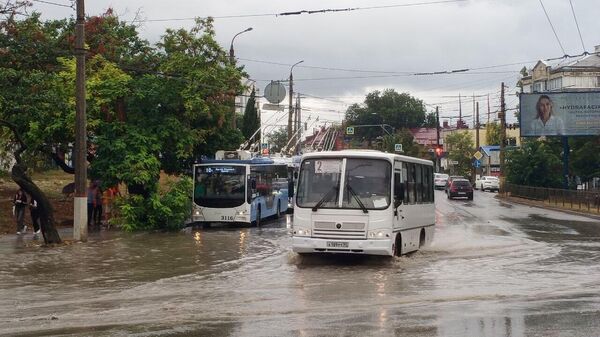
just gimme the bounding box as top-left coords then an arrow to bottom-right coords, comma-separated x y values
504,183 -> 600,214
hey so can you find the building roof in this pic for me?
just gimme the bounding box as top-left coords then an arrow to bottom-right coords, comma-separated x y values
480,145 -> 500,156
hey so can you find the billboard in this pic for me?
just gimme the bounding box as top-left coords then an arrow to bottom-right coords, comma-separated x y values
519,92 -> 600,137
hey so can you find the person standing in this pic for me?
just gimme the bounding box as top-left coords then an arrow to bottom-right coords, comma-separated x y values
29,198 -> 42,235
87,181 -> 97,228
13,188 -> 28,235
93,183 -> 103,227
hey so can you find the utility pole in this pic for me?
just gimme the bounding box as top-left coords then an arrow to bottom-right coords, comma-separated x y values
74,0 -> 87,242
458,93 -> 462,128
487,94 -> 491,124
436,106 -> 440,172
229,27 -> 252,130
287,60 -> 303,143
476,102 -> 480,149
499,82 -> 507,193
295,93 -> 301,155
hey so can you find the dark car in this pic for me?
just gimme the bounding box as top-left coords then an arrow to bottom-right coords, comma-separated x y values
444,175 -> 466,194
447,179 -> 473,200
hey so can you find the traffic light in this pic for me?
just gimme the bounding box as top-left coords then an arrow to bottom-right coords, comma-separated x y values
435,146 -> 443,157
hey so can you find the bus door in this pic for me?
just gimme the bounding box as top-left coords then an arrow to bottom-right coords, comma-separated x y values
393,161 -> 404,231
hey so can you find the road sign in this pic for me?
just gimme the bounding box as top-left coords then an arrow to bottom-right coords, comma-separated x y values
264,81 -> 286,104
450,160 -> 459,165
262,103 -> 284,111
473,159 -> 481,168
346,126 -> 355,135
394,144 -> 403,152
473,150 -> 483,160
261,143 -> 268,149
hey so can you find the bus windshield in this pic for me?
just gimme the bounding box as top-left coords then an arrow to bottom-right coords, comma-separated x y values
296,158 -> 391,210
194,165 -> 246,208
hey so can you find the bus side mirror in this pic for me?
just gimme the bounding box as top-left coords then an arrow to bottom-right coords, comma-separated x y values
251,179 -> 257,190
293,171 -> 298,180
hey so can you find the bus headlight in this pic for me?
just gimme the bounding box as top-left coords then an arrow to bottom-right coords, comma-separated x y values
236,210 -> 248,215
193,207 -> 205,221
368,230 -> 390,239
294,228 -> 311,237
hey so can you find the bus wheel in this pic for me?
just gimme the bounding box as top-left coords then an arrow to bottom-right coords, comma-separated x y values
256,207 -> 262,227
419,229 -> 426,248
276,201 -> 281,219
393,234 -> 402,257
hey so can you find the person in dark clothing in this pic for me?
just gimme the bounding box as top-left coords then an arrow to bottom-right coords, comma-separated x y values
93,185 -> 103,227
29,198 -> 42,235
87,181 -> 97,228
13,189 -> 28,235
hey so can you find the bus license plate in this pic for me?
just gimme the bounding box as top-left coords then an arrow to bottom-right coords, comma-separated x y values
327,241 -> 349,248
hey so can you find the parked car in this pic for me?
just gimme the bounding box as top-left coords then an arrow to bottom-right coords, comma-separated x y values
445,175 -> 466,194
475,176 -> 499,192
447,179 -> 473,200
434,173 -> 449,189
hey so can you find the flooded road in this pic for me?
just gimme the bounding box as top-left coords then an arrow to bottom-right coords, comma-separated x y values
2,190 -> 600,336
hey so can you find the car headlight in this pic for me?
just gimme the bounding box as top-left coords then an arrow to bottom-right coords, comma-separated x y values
368,230 -> 391,239
294,228 -> 311,237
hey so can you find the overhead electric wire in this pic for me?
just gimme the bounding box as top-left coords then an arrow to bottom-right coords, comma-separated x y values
31,0 -> 74,9
538,0 -> 566,55
567,0 -> 587,53
133,0 -> 468,23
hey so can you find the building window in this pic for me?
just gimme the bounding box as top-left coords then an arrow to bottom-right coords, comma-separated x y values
548,77 -> 562,91
533,81 -> 544,92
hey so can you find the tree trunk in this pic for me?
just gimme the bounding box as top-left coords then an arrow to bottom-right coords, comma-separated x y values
11,163 -> 62,244
1,120 -> 61,244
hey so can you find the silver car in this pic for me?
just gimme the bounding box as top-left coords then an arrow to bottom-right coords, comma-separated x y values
434,173 -> 449,189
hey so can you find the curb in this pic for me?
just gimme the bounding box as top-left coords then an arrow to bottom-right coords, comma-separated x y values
495,195 -> 600,221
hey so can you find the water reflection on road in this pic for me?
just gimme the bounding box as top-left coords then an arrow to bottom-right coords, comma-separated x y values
1,190 -> 600,336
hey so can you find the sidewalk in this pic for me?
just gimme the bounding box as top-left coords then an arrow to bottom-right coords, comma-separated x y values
497,194 -> 600,221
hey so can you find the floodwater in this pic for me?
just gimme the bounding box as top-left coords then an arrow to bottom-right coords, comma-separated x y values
1,190 -> 600,336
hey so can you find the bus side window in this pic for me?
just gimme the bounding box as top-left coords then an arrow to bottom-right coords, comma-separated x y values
394,172 -> 404,207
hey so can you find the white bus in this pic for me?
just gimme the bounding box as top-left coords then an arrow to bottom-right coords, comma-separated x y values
292,150 -> 435,256
190,157 -> 290,226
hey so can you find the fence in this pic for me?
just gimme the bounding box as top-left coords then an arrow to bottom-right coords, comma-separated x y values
504,183 -> 600,215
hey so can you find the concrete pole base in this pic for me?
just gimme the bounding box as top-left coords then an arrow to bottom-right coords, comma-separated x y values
73,196 -> 88,241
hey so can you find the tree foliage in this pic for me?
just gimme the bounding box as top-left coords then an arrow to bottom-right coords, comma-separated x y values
485,122 -> 502,146
0,11 -> 246,231
241,88 -> 259,143
267,127 -> 288,153
380,128 -> 428,158
445,131 -> 474,177
345,89 -> 427,140
505,139 -> 562,188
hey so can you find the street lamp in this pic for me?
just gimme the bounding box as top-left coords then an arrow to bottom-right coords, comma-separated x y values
229,27 -> 253,64
228,27 -> 252,129
288,60 -> 304,143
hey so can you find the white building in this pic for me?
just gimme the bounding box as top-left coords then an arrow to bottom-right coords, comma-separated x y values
520,45 -> 600,93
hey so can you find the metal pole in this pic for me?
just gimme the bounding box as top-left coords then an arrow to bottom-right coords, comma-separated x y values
74,0 -> 87,242
229,28 -> 253,130
287,60 -> 303,143
499,82 -> 506,193
562,136 -> 569,189
436,106 -> 440,172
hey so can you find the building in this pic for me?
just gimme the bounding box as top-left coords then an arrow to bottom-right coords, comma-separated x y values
520,45 -> 600,93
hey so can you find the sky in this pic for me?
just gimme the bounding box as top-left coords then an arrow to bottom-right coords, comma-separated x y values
29,0 -> 600,133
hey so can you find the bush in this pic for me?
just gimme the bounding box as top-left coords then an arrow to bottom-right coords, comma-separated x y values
113,176 -> 192,231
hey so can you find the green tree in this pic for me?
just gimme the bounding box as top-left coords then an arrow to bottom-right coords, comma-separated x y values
344,89 -> 427,141
445,131 -> 474,177
380,128 -> 428,158
485,122 -> 502,145
267,127 -> 288,153
505,139 -> 562,188
241,88 -> 259,143
570,136 -> 600,184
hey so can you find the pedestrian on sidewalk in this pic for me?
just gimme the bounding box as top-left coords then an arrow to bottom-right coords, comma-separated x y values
29,198 -> 42,236
13,188 -> 28,235
93,183 -> 103,227
87,181 -> 97,229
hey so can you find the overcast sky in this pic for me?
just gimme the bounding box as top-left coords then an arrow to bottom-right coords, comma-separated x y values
32,0 -> 599,130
